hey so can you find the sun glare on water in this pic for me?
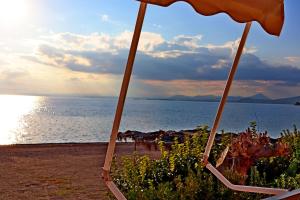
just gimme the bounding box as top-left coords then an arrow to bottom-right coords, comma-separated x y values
0,0 -> 28,26
0,95 -> 40,144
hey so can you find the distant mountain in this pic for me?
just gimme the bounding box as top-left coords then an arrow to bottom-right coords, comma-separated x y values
238,93 -> 271,103
151,94 -> 300,105
185,95 -> 219,102
271,96 -> 300,104
167,95 -> 244,102
249,93 -> 270,100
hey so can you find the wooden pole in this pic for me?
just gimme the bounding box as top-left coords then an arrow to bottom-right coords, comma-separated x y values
103,2 -> 147,173
203,22 -> 252,164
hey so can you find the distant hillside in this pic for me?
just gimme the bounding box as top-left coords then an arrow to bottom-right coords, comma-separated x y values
166,95 -> 243,102
239,93 -> 271,103
151,94 -> 300,105
249,93 -> 270,100
271,96 -> 300,104
170,95 -> 220,102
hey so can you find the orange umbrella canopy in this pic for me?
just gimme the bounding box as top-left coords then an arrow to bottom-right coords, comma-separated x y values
138,0 -> 285,36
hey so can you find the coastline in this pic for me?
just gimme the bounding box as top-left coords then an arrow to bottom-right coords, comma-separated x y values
0,142 -> 158,200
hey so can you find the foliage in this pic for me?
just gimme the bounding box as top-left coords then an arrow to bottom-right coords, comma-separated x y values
271,125 -> 300,189
281,125 -> 300,175
111,124 -> 300,199
250,125 -> 300,190
255,157 -> 290,183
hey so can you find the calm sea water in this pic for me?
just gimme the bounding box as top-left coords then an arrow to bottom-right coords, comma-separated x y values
0,95 -> 299,144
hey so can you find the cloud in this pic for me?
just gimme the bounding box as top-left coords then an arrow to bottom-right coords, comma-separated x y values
285,56 -> 300,69
99,14 -> 125,28
212,59 -> 230,69
138,79 -> 300,98
25,31 -> 300,89
285,56 -> 300,63
101,14 -> 109,22
35,44 -> 91,68
0,69 -> 29,81
171,34 -> 203,49
113,31 -> 164,52
0,60 -> 7,66
0,69 -> 32,94
203,39 -> 257,57
137,79 -> 289,98
152,24 -> 162,29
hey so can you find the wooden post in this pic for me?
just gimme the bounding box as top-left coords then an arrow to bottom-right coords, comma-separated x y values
103,2 -> 147,173
203,22 -> 252,164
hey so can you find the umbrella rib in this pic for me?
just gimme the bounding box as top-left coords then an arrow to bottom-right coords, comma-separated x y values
203,22 -> 252,164
206,163 -> 288,195
103,1 -> 147,174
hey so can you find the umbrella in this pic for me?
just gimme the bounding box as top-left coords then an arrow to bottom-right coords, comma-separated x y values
102,1 -> 289,199
139,0 -> 284,36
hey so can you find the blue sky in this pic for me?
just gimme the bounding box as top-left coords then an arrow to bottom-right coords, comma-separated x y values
35,0 -> 300,56
0,0 -> 300,98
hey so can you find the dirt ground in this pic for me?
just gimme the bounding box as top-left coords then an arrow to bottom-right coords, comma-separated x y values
0,142 -> 157,200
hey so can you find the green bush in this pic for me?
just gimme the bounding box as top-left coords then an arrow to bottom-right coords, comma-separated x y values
111,125 -> 300,199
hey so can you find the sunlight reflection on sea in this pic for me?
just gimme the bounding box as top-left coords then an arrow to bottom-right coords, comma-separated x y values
0,95 -> 42,144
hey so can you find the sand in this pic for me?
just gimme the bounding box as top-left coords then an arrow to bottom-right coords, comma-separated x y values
0,142 -> 156,200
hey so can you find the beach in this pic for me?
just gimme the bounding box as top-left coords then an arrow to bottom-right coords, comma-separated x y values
0,142 -> 156,200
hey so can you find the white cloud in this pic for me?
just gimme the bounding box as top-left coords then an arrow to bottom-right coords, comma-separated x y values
98,14 -> 126,28
64,54 -> 91,67
285,56 -> 300,64
147,50 -> 196,59
0,69 -> 29,81
212,59 -> 230,69
26,31 -> 263,75
204,38 -> 257,57
153,24 -> 162,29
101,14 -> 109,22
171,34 -> 203,49
37,31 -> 165,54
281,56 -> 300,69
2,28 -> 300,97
34,31 -> 258,61
113,31 -> 165,52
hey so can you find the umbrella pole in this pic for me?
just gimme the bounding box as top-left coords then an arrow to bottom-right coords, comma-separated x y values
103,2 -> 147,177
203,22 -> 252,164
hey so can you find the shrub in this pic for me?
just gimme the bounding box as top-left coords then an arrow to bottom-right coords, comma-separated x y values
111,126 -> 274,199
111,124 -> 300,199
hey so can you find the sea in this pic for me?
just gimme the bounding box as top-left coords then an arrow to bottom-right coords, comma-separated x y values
0,95 -> 299,145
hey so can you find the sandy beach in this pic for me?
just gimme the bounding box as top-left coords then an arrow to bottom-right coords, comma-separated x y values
0,142 -> 156,200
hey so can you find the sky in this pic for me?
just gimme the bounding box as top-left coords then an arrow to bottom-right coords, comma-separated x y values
0,0 -> 300,98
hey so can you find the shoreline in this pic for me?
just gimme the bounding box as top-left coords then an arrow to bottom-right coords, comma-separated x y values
0,141 -> 134,147
0,142 -> 115,147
